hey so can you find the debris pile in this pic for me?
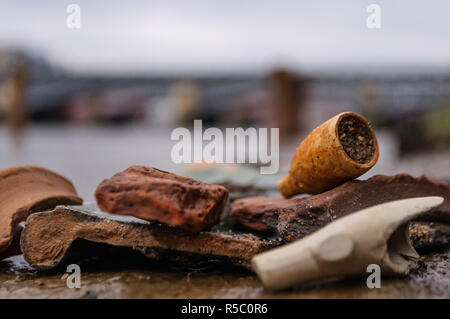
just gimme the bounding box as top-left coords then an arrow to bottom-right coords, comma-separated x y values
1,112 -> 449,292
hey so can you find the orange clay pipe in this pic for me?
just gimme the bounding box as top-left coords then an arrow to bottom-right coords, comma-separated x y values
278,112 -> 379,198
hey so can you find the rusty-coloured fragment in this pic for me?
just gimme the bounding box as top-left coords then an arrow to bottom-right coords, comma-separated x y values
95,166 -> 229,232
0,166 -> 82,260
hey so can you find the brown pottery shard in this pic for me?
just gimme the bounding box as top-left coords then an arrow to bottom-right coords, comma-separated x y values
20,204 -> 278,270
0,166 -> 82,260
277,174 -> 450,241
95,166 -> 229,232
230,197 -> 305,233
230,174 -> 450,250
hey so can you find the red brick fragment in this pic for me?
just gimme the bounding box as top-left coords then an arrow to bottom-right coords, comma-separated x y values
95,166 -> 229,232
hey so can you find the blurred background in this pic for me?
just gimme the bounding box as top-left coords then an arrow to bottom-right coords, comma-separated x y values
0,0 -> 449,200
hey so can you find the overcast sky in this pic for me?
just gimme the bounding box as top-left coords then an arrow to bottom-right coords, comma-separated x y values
0,0 -> 449,75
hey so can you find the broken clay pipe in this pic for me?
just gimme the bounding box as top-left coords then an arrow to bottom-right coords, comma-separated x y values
0,166 -> 82,260
278,112 -> 379,198
20,204 -> 278,270
252,197 -> 443,291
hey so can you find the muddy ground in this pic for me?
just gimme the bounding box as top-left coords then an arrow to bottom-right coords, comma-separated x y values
1,248 -> 449,299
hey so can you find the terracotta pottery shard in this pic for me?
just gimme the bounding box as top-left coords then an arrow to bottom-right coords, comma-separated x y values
95,166 -> 229,232
0,166 -> 82,260
230,197 -> 305,233
230,174 -> 450,249
20,204 -> 278,270
277,174 -> 450,241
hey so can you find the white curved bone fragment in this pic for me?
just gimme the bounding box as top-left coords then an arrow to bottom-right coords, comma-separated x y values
252,196 -> 444,291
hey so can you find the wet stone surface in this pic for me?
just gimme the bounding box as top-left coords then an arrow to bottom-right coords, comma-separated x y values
0,250 -> 449,298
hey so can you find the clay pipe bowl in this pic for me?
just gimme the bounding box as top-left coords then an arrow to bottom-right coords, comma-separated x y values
278,112 -> 379,198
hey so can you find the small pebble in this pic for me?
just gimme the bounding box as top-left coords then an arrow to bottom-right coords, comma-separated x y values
33,279 -> 44,286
